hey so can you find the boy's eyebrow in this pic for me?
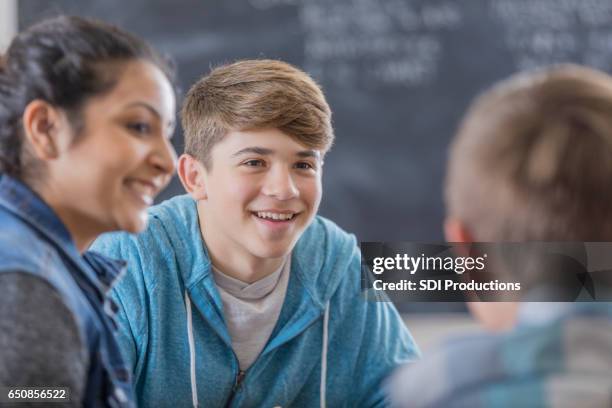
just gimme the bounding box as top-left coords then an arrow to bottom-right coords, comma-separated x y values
232,147 -> 321,159
232,147 -> 274,157
296,150 -> 321,159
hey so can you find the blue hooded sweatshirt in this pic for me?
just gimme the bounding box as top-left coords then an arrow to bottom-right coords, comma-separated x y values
91,195 -> 418,407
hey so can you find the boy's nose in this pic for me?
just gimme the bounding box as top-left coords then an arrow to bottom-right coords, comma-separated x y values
262,167 -> 299,200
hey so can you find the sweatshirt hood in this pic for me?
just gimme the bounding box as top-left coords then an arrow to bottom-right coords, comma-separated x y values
149,194 -> 358,309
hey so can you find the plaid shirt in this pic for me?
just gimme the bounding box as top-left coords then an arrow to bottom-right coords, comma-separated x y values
390,303 -> 612,408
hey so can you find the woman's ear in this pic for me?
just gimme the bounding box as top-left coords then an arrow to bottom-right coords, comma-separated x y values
21,99 -> 68,161
177,154 -> 208,200
444,217 -> 474,243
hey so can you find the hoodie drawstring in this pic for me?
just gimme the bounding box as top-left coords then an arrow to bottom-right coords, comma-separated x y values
185,292 -> 330,408
320,300 -> 330,408
185,291 -> 198,407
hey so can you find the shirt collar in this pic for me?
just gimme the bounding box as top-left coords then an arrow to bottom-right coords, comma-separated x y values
212,256 -> 289,300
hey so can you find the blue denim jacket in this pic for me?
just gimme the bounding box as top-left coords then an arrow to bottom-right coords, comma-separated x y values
0,174 -> 135,408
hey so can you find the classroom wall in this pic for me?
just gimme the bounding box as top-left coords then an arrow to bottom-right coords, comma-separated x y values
18,1 -> 612,247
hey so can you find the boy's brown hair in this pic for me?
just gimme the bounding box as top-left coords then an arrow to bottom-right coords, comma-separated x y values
445,64 -> 612,241
181,59 -> 333,168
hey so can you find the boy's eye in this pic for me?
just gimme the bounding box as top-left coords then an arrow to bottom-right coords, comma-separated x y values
295,162 -> 315,170
243,159 -> 265,167
127,122 -> 152,134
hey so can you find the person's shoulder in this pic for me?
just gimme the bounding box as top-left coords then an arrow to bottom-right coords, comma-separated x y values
390,318 -> 593,408
148,193 -> 198,226
0,272 -> 80,327
0,209 -> 53,273
389,331 -> 506,408
296,215 -> 357,257
91,194 -> 207,296
91,194 -> 196,259
0,271 -> 87,352
292,215 -> 359,302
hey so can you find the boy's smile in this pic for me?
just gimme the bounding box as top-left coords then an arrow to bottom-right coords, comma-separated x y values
253,210 -> 300,233
196,128 -> 323,279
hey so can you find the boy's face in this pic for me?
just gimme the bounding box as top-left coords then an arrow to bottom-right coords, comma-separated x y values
199,128 -> 323,262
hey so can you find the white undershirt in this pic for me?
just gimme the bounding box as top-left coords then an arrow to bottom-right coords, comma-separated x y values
212,257 -> 290,371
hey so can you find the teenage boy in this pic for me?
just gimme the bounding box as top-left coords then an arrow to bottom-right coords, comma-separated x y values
390,64 -> 612,407
93,59 -> 418,407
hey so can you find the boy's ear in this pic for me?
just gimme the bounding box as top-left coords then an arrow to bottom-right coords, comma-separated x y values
444,217 -> 474,243
177,154 -> 208,200
22,99 -> 68,160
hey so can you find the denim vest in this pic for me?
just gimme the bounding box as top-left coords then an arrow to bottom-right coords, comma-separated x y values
0,174 -> 135,408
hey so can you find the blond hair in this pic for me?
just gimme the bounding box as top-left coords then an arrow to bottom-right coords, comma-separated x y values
181,59 -> 333,168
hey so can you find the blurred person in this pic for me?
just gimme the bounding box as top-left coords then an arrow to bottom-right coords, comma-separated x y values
0,16 -> 177,407
391,64 -> 612,407
92,59 -> 418,407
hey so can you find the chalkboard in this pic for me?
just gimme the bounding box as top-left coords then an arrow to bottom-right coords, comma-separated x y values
19,0 -> 612,243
